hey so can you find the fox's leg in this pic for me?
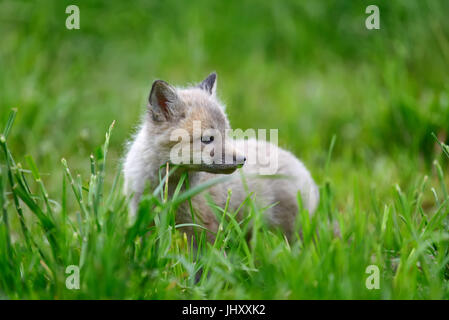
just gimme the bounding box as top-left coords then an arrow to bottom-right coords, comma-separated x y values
129,191 -> 142,216
124,168 -> 148,217
177,197 -> 219,244
175,199 -> 219,283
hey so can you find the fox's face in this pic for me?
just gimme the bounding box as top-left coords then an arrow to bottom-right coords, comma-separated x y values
146,73 -> 246,174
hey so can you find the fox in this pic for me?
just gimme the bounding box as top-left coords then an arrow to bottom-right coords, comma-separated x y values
123,72 -> 319,241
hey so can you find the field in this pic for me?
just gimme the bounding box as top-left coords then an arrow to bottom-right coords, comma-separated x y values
1,0 -> 449,299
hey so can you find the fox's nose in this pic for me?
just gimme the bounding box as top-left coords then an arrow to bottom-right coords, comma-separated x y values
234,153 -> 246,165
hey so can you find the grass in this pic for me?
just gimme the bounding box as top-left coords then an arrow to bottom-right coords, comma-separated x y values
1,0 -> 449,299
1,109 -> 449,299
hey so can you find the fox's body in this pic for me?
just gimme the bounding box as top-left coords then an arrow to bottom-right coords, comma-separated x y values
124,73 -> 319,240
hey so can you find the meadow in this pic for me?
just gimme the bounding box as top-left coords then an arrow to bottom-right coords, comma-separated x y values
1,0 -> 449,299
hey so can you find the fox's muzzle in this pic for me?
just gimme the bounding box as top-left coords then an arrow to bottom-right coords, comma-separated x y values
182,151 -> 246,174
197,153 -> 246,174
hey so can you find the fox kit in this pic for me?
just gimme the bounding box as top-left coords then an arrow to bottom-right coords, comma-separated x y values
123,73 -> 319,241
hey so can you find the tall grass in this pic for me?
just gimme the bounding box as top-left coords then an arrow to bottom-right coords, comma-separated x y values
1,109 -> 449,299
1,0 -> 449,299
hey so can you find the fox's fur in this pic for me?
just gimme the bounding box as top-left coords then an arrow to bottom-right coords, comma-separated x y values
123,73 -> 319,241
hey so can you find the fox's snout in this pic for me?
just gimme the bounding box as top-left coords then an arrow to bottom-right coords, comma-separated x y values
219,143 -> 246,166
232,152 -> 246,166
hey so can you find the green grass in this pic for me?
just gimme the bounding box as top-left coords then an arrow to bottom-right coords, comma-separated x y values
1,0 -> 449,299
1,109 -> 449,299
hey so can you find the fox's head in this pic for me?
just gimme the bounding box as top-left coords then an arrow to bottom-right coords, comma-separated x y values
146,72 -> 246,174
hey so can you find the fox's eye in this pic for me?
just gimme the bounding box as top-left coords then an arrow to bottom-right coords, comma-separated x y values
201,136 -> 214,144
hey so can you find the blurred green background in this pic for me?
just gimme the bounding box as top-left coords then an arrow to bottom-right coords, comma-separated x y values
1,0 -> 449,211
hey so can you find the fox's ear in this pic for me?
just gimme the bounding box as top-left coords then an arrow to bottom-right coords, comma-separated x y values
198,72 -> 217,96
148,80 -> 180,121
